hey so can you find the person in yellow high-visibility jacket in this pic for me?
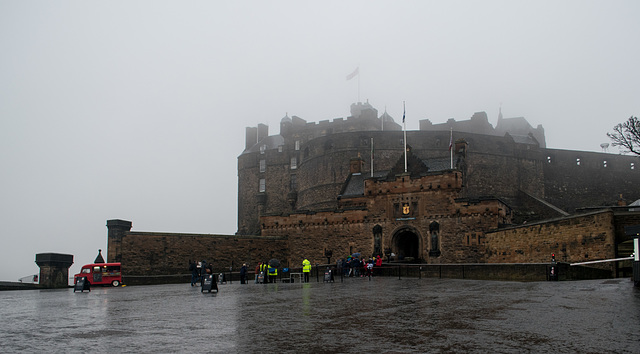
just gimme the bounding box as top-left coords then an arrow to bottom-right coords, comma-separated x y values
259,262 -> 268,284
302,258 -> 311,283
267,263 -> 277,283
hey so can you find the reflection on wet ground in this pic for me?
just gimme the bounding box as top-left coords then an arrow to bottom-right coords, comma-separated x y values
1,277 -> 638,353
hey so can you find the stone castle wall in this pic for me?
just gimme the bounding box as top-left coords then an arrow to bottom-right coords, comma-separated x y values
484,210 -> 617,273
107,221 -> 289,283
543,148 -> 639,212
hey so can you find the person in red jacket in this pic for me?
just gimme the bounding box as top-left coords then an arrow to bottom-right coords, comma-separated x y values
374,255 -> 383,276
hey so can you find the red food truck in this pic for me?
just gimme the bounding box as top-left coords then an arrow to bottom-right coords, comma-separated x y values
73,263 -> 122,287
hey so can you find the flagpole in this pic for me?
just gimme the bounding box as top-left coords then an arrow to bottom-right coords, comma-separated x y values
403,101 -> 407,173
358,69 -> 361,103
450,127 -> 454,169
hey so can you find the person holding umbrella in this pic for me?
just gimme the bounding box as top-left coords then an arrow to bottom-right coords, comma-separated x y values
268,259 -> 279,283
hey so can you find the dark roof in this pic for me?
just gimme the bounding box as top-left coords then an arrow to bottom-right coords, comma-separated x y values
94,249 -> 105,264
423,158 -> 450,172
509,133 -> 539,146
387,146 -> 430,179
341,173 -> 365,196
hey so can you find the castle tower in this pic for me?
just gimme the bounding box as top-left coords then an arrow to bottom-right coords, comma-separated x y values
107,219 -> 132,263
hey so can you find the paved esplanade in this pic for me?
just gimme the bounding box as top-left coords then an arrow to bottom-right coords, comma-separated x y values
1,277 -> 638,353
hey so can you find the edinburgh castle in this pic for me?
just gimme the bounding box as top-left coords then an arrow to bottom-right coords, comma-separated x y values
107,102 -> 640,283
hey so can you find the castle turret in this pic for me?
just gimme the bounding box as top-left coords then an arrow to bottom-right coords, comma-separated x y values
245,126 -> 258,150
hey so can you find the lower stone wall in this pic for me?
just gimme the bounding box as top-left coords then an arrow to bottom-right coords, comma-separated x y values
484,210 -> 617,273
305,263 -> 612,282
116,232 -> 289,280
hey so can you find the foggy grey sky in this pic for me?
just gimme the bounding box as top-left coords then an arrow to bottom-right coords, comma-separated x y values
1,1 -> 638,282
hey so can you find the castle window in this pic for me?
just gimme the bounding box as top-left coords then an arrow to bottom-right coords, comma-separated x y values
290,174 -> 297,190
290,157 -> 297,170
259,178 -> 266,192
295,140 -> 300,151
304,147 -> 310,158
603,160 -> 608,168
547,156 -> 552,163
399,139 -> 404,146
260,145 -> 266,154
429,222 -> 439,252
259,159 -> 266,173
576,158 -> 581,166
632,163 -> 635,170
278,145 -> 283,153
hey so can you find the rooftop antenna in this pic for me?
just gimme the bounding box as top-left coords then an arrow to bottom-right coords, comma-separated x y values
600,143 -> 609,152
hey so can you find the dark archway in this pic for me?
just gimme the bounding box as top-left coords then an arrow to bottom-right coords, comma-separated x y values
392,228 -> 421,261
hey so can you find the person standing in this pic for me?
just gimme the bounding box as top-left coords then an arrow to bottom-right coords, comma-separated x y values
302,258 -> 311,283
267,263 -> 277,283
260,261 -> 268,284
255,262 -> 261,283
375,255 -> 383,276
189,260 -> 198,286
240,263 -> 247,284
200,260 -> 208,287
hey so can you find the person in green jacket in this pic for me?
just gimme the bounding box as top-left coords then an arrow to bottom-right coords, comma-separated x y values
302,258 -> 311,283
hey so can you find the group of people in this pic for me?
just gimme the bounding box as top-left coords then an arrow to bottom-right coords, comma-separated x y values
189,259 -> 213,286
254,261 -> 281,283
188,255 -> 382,286
338,255 -> 383,278
190,260 -> 250,285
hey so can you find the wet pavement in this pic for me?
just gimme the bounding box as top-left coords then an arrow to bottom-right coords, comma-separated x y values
0,277 -> 638,353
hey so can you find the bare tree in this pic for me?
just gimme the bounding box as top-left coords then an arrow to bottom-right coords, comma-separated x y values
607,116 -> 640,156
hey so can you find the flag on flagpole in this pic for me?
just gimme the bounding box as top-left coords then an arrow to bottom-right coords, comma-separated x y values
346,67 -> 359,81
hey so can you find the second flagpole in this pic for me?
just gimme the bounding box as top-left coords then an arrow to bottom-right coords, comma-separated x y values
403,101 -> 407,173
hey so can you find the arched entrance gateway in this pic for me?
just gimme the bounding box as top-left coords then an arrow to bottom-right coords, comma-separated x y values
390,227 -> 422,262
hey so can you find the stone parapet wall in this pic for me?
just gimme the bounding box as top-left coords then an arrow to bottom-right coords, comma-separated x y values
111,230 -> 289,279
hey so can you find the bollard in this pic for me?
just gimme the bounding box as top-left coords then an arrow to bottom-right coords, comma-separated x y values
633,238 -> 639,287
